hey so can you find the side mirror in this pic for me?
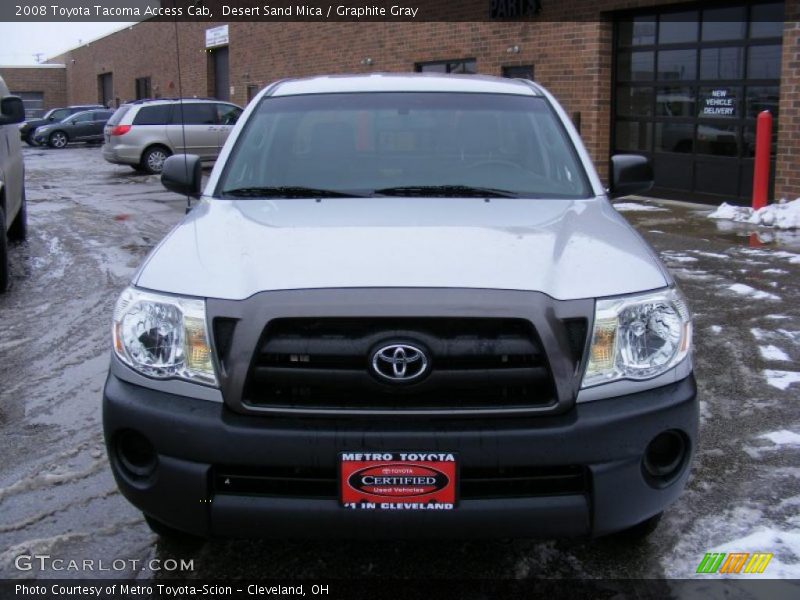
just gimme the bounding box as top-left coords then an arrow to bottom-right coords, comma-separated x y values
609,154 -> 654,199
0,96 -> 26,126
161,154 -> 202,198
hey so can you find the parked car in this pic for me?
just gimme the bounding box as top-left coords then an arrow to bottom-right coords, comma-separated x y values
0,76 -> 27,292
104,74 -> 696,541
33,109 -> 114,148
18,104 -> 104,146
102,98 -> 243,174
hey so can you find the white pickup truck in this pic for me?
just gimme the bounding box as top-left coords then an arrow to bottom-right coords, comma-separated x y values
103,74 -> 696,541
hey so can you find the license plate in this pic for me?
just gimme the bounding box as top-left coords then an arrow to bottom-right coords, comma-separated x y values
339,452 -> 457,510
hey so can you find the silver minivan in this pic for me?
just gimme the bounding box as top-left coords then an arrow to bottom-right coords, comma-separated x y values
0,75 -> 26,292
102,98 -> 242,174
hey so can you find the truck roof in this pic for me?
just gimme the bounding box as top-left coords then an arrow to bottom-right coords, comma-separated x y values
270,73 -> 542,97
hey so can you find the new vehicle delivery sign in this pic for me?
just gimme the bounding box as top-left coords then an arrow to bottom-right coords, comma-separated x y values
340,452 -> 458,510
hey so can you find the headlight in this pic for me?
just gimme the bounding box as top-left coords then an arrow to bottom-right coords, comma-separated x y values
112,287 -> 217,386
18,122 -> 27,130
582,287 -> 692,388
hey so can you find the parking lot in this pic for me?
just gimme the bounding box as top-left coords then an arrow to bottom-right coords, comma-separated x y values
1,144 -> 799,580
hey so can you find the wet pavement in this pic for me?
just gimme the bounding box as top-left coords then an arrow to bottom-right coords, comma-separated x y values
1,146 -> 799,580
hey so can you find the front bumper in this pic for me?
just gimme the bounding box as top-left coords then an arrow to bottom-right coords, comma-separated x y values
103,373 -> 698,539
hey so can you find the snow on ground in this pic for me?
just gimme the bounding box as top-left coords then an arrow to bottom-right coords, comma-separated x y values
672,268 -> 717,282
763,370 -> 800,391
661,253 -> 699,263
710,325 -> 722,334
777,329 -> 800,343
708,198 -> 800,230
760,431 -> 800,446
665,505 -> 800,579
727,283 -> 780,301
737,248 -> 800,265
692,250 -> 730,259
613,202 -> 669,212
758,345 -> 790,361
702,528 -> 800,578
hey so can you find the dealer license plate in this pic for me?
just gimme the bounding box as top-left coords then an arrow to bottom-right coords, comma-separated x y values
339,452 -> 458,510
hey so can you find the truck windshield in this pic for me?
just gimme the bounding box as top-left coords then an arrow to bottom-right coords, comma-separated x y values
217,92 -> 591,199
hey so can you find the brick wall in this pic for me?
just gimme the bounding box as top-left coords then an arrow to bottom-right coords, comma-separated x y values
775,2 -> 800,200
0,66 -> 67,112
51,23 -> 210,108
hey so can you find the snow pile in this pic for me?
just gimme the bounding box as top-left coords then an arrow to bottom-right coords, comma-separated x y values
727,283 -> 780,301
758,345 -> 790,361
761,430 -> 800,446
708,198 -> 800,229
763,370 -> 800,391
613,202 -> 668,212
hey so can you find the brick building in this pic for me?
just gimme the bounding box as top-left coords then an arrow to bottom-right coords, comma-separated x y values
1,0 -> 798,203
0,65 -> 67,118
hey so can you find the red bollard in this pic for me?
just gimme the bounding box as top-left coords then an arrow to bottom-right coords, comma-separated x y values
752,110 -> 773,211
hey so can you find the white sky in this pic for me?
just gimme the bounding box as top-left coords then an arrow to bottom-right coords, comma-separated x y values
0,22 -> 136,65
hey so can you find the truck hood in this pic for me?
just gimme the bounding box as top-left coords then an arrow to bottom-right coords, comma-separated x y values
134,196 -> 669,301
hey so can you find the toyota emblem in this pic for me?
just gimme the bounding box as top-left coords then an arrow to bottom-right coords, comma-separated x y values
371,343 -> 429,382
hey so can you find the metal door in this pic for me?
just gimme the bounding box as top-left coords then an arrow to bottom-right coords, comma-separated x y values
98,73 -> 113,108
213,47 -> 230,101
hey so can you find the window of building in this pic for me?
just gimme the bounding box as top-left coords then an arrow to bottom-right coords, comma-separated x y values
247,84 -> 259,103
135,77 -> 152,100
502,65 -> 534,80
11,91 -> 44,118
415,59 -> 477,74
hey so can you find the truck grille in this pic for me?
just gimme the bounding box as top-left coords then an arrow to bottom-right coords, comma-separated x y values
241,318 -> 557,413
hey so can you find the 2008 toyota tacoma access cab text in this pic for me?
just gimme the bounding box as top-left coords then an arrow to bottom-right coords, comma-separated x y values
103,74 -> 697,540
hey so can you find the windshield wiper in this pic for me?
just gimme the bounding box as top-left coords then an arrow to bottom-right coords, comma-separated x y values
220,186 -> 367,199
373,185 -> 520,198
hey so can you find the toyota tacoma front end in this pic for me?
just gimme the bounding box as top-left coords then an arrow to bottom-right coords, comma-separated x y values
103,74 -> 697,539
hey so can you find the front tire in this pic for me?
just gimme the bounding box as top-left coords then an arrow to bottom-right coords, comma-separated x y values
614,512 -> 663,541
141,146 -> 171,174
144,514 -> 204,544
25,131 -> 38,146
0,207 -> 9,293
48,131 -> 68,149
8,186 -> 27,242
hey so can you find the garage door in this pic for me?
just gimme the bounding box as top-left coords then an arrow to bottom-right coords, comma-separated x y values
613,2 -> 784,204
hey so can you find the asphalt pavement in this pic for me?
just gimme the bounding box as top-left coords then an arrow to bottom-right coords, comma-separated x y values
1,145 -> 799,580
